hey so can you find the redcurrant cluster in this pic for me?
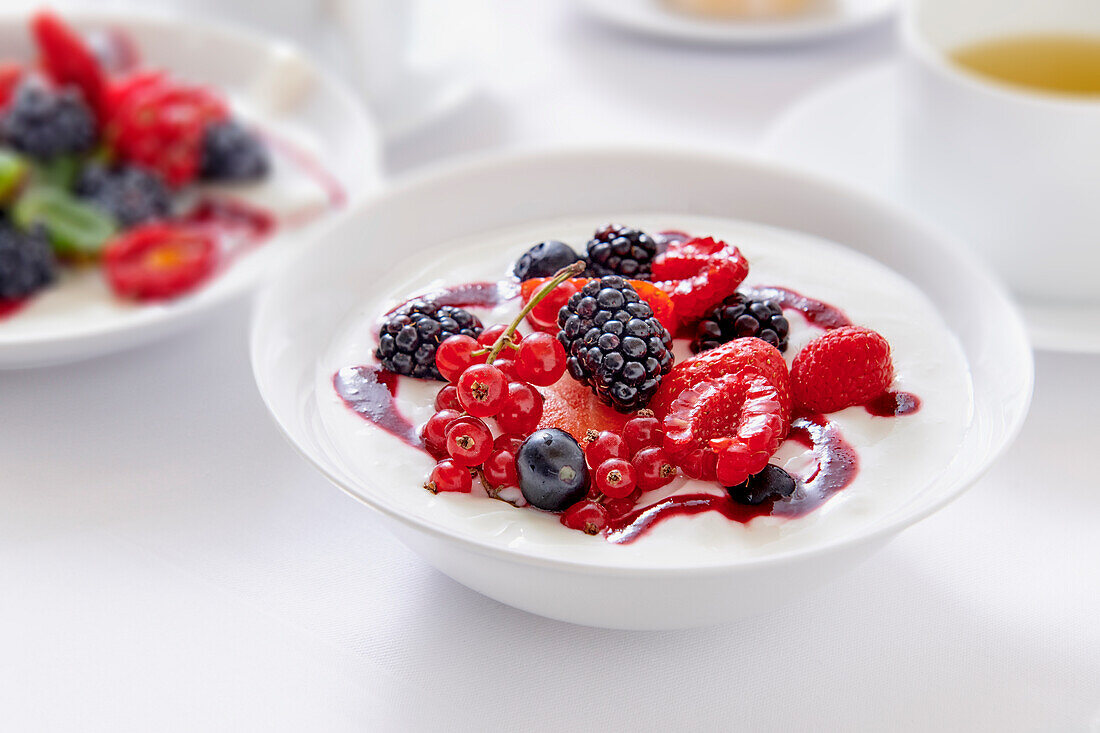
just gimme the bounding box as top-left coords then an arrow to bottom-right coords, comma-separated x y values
559,410 -> 679,535
421,266 -> 579,496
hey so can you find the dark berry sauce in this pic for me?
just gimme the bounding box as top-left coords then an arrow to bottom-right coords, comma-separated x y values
607,412 -> 858,543
864,391 -> 922,417
747,286 -> 852,330
334,364 -> 423,449
0,298 -> 28,321
405,281 -> 520,312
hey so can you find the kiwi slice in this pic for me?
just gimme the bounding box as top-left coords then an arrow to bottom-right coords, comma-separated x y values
13,185 -> 118,260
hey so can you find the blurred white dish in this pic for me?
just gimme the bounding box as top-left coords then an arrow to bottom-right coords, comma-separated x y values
0,10 -> 382,368
251,148 -> 1032,629
575,0 -> 896,46
762,63 -> 1100,352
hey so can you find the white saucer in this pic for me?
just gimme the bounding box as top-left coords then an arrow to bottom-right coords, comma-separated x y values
575,0 -> 896,46
762,63 -> 1100,353
0,10 -> 382,368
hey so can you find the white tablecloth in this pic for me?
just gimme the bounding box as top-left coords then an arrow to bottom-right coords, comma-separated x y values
2,2 -> 1097,730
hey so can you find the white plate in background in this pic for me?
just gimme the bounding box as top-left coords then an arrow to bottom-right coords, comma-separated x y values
575,0 -> 896,46
0,10 -> 382,368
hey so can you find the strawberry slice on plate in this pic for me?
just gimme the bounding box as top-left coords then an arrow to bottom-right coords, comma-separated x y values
31,10 -> 108,121
103,223 -> 218,301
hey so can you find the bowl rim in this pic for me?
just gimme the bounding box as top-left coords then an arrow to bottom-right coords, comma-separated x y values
0,8 -> 383,358
251,145 -> 1034,577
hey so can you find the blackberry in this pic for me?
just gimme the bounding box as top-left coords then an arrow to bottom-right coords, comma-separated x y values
726,465 -> 796,505
0,81 -> 95,159
584,224 -> 658,280
513,240 -> 583,281
74,164 -> 172,228
557,276 -> 673,413
691,292 -> 790,354
0,221 -> 56,300
376,299 -> 483,381
200,120 -> 270,182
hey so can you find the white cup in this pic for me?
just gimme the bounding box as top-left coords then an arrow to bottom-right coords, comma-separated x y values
899,0 -> 1100,302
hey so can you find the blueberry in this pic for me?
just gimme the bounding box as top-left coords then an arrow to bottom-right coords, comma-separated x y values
515,428 -> 590,511
513,240 -> 583,281
200,120 -> 270,182
726,465 -> 797,506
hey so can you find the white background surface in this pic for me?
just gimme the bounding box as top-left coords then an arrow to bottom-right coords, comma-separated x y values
1,1 -> 1097,730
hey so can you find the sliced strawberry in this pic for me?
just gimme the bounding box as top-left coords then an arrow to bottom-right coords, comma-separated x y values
652,236 -> 749,324
520,276 -> 678,333
537,376 -> 631,442
31,10 -> 107,121
663,372 -> 788,484
0,62 -> 26,109
103,223 -> 218,301
106,80 -> 228,187
651,337 -> 792,422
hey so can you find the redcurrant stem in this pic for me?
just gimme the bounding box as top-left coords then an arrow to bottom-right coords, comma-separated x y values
485,261 -> 585,363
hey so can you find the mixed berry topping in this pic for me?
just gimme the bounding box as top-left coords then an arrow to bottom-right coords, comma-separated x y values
340,223 -> 922,542
585,224 -> 658,280
556,276 -> 674,413
0,11 -> 283,313
376,299 -> 483,381
691,291 -> 790,353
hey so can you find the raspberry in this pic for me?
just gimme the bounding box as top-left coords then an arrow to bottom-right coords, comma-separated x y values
652,237 -> 749,324
31,10 -> 107,121
106,77 -> 228,187
792,326 -> 894,413
663,372 -> 788,485
650,338 -> 792,422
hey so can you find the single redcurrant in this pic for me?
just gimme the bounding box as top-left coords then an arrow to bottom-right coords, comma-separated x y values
560,499 -> 610,535
515,331 -> 568,387
420,409 -> 461,456
445,416 -> 494,467
622,410 -> 663,455
425,459 -> 472,493
494,433 -> 525,454
594,458 -> 636,499
456,363 -> 508,417
492,358 -> 520,381
603,493 -> 640,519
584,430 -> 629,470
495,381 -> 544,435
527,280 -> 579,331
479,324 -> 522,359
434,384 -> 461,411
436,334 -> 484,382
633,446 -> 678,491
483,448 -> 519,488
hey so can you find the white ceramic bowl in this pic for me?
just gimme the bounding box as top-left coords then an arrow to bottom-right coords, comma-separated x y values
0,10 -> 382,368
251,149 -> 1032,629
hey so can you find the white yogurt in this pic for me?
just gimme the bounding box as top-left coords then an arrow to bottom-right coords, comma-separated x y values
317,215 -> 974,567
